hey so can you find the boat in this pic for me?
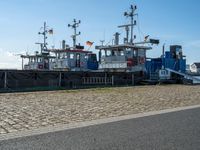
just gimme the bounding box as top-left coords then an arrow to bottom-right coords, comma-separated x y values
48,19 -> 98,71
21,22 -> 56,71
95,4 -> 159,72
21,20 -> 98,71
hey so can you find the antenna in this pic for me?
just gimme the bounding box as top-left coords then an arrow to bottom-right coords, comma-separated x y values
68,19 -> 81,48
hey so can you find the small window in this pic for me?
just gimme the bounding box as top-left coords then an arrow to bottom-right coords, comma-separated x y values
133,50 -> 137,56
163,71 -> 166,75
61,53 -> 65,59
107,51 -> 111,56
161,71 -> 165,75
70,54 -> 74,59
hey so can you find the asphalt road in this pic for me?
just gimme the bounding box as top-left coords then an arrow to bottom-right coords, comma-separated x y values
1,107 -> 200,150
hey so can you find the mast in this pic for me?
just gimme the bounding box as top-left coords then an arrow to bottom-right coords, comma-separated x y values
118,4 -> 137,44
38,22 -> 48,53
68,19 -> 81,48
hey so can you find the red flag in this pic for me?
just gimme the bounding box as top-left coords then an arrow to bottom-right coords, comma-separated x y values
86,41 -> 94,46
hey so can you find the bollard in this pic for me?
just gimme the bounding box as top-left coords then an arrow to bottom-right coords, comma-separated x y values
112,75 -> 114,86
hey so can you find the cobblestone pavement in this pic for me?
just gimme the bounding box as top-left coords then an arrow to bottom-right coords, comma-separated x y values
0,85 -> 200,135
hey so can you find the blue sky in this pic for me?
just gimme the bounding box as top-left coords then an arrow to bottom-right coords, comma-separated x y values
0,0 -> 200,68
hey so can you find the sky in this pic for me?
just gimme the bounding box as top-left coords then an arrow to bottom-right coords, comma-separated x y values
0,0 -> 200,69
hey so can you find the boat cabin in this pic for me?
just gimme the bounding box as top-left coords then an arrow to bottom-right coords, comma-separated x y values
96,43 -> 152,72
21,53 -> 56,70
50,47 -> 98,71
96,4 -> 159,72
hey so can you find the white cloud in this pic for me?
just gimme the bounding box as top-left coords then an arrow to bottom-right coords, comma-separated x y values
0,49 -> 22,69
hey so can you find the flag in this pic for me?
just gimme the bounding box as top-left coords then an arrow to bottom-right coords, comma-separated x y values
48,29 -> 53,34
86,41 -> 94,46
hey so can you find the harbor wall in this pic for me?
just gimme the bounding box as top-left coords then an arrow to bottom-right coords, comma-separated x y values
0,70 -> 138,92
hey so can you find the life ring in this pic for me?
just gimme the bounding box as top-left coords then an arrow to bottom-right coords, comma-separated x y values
127,58 -> 134,67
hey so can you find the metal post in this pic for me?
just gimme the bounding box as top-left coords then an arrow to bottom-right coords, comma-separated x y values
22,58 -> 24,70
44,22 -> 46,49
130,10 -> 134,43
4,71 -> 7,89
126,26 -> 129,43
112,75 -> 114,86
59,72 -> 62,87
105,73 -> 107,85
73,24 -> 76,48
99,50 -> 102,63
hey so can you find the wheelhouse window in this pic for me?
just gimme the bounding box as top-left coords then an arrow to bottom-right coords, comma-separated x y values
120,51 -> 124,56
70,53 -> 74,59
38,58 -> 42,62
64,53 -> 68,59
